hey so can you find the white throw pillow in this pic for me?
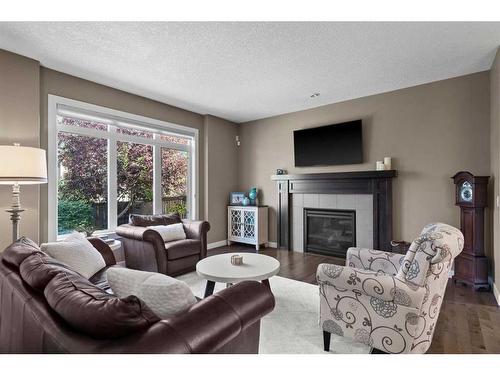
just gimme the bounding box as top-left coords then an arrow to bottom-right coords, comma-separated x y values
41,232 -> 106,279
106,267 -> 196,319
147,223 -> 186,243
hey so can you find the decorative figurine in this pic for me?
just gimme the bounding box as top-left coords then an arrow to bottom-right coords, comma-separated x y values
242,196 -> 251,206
249,187 -> 258,205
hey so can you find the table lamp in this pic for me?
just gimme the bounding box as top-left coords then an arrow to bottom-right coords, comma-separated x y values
0,143 -> 47,242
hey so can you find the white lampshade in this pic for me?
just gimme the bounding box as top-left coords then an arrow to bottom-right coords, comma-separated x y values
0,145 -> 47,185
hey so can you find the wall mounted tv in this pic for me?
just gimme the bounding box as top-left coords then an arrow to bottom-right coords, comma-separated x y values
293,120 -> 363,167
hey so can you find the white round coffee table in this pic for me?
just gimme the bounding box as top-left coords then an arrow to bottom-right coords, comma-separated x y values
196,253 -> 280,297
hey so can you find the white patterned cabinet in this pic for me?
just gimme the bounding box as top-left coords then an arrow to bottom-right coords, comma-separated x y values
227,206 -> 268,250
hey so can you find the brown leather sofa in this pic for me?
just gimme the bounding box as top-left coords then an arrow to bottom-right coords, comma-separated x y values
116,213 -> 210,276
0,237 -> 275,354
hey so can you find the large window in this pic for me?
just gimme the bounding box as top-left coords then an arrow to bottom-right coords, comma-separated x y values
48,96 -> 198,239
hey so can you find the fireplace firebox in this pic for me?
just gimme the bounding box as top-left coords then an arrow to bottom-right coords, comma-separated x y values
303,208 -> 356,258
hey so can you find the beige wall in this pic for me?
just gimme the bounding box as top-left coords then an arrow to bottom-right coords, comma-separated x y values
39,68 -> 206,242
490,47 -> 500,298
0,50 -> 40,250
0,47 -> 495,274
238,72 -> 491,251
204,115 -> 239,243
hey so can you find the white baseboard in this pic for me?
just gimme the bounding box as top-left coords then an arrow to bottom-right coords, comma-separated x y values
267,241 -> 277,248
493,281 -> 500,306
207,240 -> 228,250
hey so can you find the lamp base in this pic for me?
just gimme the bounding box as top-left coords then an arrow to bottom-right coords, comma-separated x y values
6,183 -> 25,243
6,208 -> 25,243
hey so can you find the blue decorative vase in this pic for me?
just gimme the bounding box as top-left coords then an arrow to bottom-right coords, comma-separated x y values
242,196 -> 251,206
249,187 -> 258,205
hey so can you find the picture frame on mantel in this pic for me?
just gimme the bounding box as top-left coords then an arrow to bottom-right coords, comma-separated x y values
229,192 -> 246,206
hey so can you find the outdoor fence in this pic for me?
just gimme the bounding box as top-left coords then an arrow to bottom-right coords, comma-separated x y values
91,195 -> 187,227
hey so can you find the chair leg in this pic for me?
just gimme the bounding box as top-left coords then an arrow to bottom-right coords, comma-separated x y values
370,347 -> 387,354
323,331 -> 331,352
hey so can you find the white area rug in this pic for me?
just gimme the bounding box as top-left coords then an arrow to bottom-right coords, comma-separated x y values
177,272 -> 370,354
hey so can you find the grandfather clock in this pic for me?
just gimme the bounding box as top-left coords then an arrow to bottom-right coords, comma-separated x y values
452,171 -> 489,290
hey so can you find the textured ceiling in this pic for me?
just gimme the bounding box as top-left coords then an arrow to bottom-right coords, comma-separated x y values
1,22 -> 500,123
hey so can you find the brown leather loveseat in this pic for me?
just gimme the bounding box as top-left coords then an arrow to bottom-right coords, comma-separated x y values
0,237 -> 275,354
116,213 -> 210,276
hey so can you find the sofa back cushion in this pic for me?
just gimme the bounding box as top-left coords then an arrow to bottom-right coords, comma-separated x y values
20,252 -> 79,292
129,213 -> 181,227
41,233 -> 106,279
2,237 -> 44,268
44,271 -> 160,339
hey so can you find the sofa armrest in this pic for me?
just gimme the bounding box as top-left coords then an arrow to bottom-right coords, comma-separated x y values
102,280 -> 275,353
116,224 -> 165,246
317,264 -> 425,309
87,237 -> 116,267
182,220 -> 210,258
182,220 -> 210,240
116,224 -> 168,273
346,247 -> 405,276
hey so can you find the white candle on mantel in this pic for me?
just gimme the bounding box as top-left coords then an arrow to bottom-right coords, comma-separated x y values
376,161 -> 385,171
384,157 -> 392,170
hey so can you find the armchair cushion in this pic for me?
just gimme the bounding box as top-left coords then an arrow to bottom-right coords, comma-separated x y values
165,239 -> 201,260
148,223 -> 186,242
317,263 -> 425,309
346,247 -> 405,275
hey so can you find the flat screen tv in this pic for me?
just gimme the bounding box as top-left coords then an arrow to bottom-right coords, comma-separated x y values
294,120 -> 363,167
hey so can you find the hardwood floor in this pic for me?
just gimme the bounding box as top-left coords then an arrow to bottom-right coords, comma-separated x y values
208,244 -> 500,354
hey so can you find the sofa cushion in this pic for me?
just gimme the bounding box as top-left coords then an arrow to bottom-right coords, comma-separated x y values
2,237 -> 44,268
165,239 -> 201,260
107,267 -> 197,319
19,252 -> 80,292
45,271 -> 160,339
41,233 -> 106,279
129,213 -> 181,227
148,223 -> 186,243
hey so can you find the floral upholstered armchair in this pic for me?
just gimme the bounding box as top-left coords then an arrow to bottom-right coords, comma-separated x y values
317,223 -> 464,354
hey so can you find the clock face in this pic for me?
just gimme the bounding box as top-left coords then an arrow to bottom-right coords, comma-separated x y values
460,181 -> 473,202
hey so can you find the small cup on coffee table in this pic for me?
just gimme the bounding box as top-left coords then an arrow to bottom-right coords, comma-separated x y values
231,254 -> 243,265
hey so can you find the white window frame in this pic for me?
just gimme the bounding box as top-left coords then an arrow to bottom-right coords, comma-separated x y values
48,95 -> 199,241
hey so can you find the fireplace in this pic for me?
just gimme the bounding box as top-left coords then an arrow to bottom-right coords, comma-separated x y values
272,170 -> 397,251
304,208 -> 356,258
